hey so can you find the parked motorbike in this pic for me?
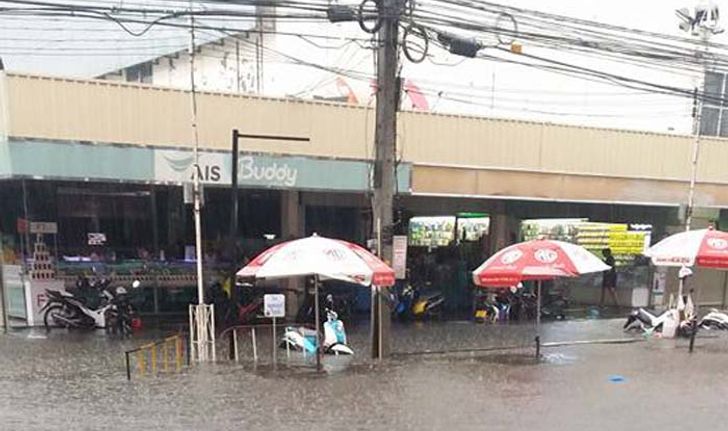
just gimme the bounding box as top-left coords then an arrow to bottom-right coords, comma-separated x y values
104,281 -> 142,336
473,292 -> 501,323
391,283 -> 415,321
42,278 -> 140,333
699,309 -> 728,330
540,290 -> 568,320
624,307 -> 694,336
411,288 -> 445,320
281,308 -> 354,355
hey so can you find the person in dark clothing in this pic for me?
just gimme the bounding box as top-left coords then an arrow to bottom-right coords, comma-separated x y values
600,248 -> 618,307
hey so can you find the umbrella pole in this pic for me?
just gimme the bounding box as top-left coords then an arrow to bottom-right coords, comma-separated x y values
535,281 -> 542,358
315,275 -> 322,371
378,286 -> 383,361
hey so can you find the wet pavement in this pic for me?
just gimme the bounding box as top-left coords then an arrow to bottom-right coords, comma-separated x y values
2,318 -> 728,430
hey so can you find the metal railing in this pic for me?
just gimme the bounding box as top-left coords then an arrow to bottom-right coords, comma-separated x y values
124,333 -> 188,380
220,323 -> 317,363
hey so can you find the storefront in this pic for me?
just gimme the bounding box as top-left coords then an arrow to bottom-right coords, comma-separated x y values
521,218 -> 653,306
405,213 -> 490,313
0,138 -> 411,323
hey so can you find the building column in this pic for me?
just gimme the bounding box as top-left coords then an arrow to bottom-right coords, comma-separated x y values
280,191 -> 304,319
488,204 -> 520,255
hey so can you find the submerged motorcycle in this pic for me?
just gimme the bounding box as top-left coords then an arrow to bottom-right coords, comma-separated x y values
281,308 -> 354,355
699,309 -> 728,330
624,307 -> 695,337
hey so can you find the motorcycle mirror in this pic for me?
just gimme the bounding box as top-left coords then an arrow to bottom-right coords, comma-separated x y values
132,280 -> 141,289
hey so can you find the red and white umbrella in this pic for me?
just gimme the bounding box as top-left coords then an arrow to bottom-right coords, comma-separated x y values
472,239 -> 610,287
645,228 -> 728,269
237,234 -> 394,369
237,234 -> 395,286
472,239 -> 609,342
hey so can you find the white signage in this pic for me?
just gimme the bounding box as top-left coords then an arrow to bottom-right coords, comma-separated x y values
392,235 -> 408,279
156,151 -> 225,184
154,150 -> 300,188
239,156 -> 297,187
87,233 -> 107,246
263,294 -> 285,318
29,222 -> 58,235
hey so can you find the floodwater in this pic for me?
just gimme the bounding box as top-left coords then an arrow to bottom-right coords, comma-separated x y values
2,318 -> 728,430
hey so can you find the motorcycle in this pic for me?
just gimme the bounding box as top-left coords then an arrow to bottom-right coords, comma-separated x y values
104,281 -> 142,336
281,308 -> 354,356
699,309 -> 728,330
391,283 -> 415,321
624,307 -> 694,337
540,290 -> 568,320
411,288 -> 445,320
473,291 -> 500,323
42,279 -> 140,333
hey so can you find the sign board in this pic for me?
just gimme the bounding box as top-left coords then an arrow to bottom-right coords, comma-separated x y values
87,233 -> 107,246
29,222 -> 58,235
5,139 -> 412,194
392,235 -> 408,279
264,294 -> 285,318
183,183 -> 205,206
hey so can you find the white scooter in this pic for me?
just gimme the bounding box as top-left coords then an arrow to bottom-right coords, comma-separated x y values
281,309 -> 354,356
700,309 -> 728,330
624,308 -> 681,335
42,280 -> 139,330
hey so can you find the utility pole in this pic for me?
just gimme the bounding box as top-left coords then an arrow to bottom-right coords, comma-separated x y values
677,1 -> 722,232
188,7 -> 215,362
371,0 -> 401,359
0,233 -> 9,333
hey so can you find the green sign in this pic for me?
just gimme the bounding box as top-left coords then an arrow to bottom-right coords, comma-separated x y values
2,139 -> 411,193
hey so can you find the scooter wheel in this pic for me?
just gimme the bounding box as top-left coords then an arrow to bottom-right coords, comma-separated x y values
43,305 -> 67,330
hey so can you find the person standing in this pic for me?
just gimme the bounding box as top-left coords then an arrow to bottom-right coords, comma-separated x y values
600,248 -> 618,307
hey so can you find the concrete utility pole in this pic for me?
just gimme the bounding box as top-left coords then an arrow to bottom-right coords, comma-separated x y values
0,233 -> 9,333
371,0 -> 401,359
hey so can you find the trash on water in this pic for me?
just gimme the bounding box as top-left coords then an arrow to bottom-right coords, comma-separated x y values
608,374 -> 626,383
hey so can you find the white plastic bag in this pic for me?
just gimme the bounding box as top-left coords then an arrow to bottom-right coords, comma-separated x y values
662,309 -> 680,338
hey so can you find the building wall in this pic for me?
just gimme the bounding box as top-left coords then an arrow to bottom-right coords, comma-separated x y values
6,73 -> 728,207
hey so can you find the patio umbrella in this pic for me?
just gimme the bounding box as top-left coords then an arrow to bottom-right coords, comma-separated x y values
236,234 -> 395,368
645,227 -> 728,299
472,239 -> 610,342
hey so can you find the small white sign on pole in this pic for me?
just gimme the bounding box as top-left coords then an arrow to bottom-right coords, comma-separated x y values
264,294 -> 286,318
392,235 -> 408,279
264,294 -> 285,366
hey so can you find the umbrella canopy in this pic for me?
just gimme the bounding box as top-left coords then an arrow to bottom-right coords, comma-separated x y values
645,228 -> 728,269
473,239 -> 610,287
237,234 -> 396,287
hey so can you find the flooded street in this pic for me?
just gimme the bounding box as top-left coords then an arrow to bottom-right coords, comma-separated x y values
2,319 -> 728,430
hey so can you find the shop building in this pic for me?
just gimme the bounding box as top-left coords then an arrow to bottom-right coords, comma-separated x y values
3,73 -> 728,324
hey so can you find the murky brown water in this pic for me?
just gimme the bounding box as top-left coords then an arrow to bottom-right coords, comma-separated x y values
2,319 -> 728,430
